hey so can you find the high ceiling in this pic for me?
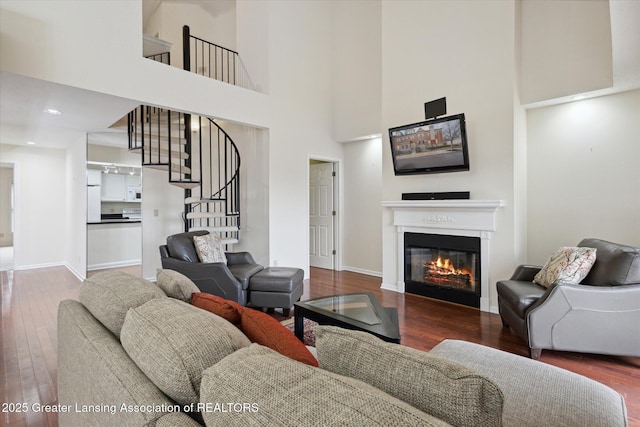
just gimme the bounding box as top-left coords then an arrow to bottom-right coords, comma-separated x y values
0,0 -> 638,149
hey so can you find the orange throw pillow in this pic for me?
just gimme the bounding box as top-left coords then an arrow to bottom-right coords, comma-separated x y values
239,308 -> 318,367
191,292 -> 242,326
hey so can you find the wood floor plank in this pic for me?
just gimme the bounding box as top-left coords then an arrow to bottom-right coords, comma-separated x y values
1,266 -> 638,426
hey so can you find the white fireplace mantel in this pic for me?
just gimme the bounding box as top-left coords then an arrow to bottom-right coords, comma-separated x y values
382,200 -> 505,312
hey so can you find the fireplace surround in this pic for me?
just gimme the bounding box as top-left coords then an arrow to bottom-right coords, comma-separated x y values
382,200 -> 504,312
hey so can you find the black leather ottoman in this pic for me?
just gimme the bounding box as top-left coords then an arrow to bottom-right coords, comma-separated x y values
248,267 -> 304,316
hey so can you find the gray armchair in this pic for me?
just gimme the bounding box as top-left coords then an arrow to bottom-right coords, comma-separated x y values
497,238 -> 640,359
159,230 -> 263,305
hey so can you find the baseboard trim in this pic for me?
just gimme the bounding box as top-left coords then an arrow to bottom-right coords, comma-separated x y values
65,263 -> 86,281
341,266 -> 382,278
15,261 -> 66,271
88,260 -> 142,271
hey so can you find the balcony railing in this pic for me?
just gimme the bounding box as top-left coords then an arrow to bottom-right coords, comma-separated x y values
182,25 -> 255,90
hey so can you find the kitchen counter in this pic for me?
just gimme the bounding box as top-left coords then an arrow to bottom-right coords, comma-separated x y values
88,213 -> 141,225
87,219 -> 141,225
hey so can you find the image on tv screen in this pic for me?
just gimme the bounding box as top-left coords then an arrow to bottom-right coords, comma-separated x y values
389,114 -> 469,175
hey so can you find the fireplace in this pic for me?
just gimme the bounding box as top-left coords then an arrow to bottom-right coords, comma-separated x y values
405,233 -> 481,308
382,199 -> 505,312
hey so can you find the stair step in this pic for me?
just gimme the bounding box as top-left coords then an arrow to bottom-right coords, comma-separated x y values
144,110 -> 185,123
134,133 -> 187,143
147,147 -> 190,159
189,226 -> 239,234
186,212 -> 228,219
184,197 -> 225,204
170,181 -> 200,189
168,164 -> 191,174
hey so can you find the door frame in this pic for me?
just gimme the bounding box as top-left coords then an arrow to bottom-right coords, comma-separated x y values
307,156 -> 342,271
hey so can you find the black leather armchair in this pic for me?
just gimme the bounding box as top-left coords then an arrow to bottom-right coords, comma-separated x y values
159,231 -> 263,306
497,238 -> 640,359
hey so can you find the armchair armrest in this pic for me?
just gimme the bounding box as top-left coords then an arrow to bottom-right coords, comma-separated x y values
225,252 -> 257,266
527,282 -> 640,357
159,257 -> 244,303
510,265 -> 542,282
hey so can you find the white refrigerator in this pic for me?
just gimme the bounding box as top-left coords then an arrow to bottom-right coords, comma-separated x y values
87,185 -> 101,222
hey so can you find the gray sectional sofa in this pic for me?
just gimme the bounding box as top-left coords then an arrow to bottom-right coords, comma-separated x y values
57,270 -> 628,426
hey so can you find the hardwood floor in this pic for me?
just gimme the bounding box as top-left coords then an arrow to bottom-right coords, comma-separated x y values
1,266 -> 639,426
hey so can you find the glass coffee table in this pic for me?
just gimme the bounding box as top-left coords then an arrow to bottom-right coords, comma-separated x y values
294,293 -> 400,343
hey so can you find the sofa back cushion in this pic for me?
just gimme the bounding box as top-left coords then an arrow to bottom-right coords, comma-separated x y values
166,230 -> 209,263
200,344 -> 450,427
79,271 -> 166,338
579,238 -> 640,286
315,326 -> 504,427
120,298 -> 251,406
156,269 -> 200,302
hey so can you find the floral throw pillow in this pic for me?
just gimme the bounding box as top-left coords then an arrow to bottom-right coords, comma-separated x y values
533,247 -> 597,288
193,233 -> 227,264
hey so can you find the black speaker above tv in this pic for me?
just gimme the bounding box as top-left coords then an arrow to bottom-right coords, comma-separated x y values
402,191 -> 470,201
424,97 -> 447,119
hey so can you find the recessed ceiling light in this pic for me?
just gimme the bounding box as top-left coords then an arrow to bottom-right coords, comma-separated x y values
43,108 -> 62,115
26,141 -> 36,145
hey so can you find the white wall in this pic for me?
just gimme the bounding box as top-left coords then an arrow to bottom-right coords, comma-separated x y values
236,0 -> 269,93
219,122 -> 270,267
266,1 -> 344,276
520,0 -> 613,105
65,136 -> 88,278
343,138 -> 382,276
145,1 -> 236,72
0,0 -> 269,129
141,167 -> 184,280
331,0 -> 382,142
380,0 -> 522,310
526,89 -> 640,263
0,143 -> 71,269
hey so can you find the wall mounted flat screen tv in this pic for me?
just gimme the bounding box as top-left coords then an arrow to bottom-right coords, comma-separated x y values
389,113 -> 469,175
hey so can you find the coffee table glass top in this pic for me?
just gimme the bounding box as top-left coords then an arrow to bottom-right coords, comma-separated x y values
303,294 -> 383,325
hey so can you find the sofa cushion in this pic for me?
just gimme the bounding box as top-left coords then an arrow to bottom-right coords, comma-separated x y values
166,230 -> 209,263
156,269 -> 200,302
579,238 -> 640,286
79,271 -> 166,338
238,307 -> 318,367
429,339 -> 628,427
496,279 -> 547,317
533,246 -> 597,288
193,232 -> 227,264
191,292 -> 242,325
120,298 -> 251,405
315,326 -> 504,427
200,344 -> 450,427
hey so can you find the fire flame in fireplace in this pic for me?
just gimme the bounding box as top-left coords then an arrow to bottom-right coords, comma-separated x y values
424,257 -> 475,288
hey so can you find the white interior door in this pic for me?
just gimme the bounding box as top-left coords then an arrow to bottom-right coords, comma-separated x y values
309,162 -> 334,269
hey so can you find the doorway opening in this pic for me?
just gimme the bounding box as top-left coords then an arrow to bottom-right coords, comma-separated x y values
0,163 -> 15,271
309,158 -> 339,270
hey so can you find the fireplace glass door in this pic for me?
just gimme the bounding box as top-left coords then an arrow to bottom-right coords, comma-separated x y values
404,233 -> 481,308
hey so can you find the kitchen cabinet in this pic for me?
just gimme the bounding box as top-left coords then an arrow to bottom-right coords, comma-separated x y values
126,174 -> 141,186
87,222 -> 142,270
101,173 -> 126,201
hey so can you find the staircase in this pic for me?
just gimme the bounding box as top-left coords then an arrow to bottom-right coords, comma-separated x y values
122,26 -> 251,245
127,106 -> 241,245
